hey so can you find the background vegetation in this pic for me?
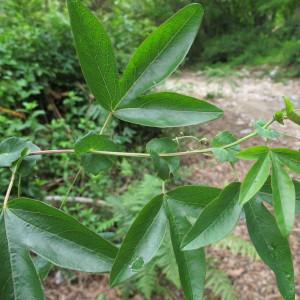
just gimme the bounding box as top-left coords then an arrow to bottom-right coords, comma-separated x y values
0,0 -> 299,299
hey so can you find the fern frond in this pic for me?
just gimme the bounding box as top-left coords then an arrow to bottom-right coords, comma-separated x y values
136,260 -> 157,299
156,230 -> 180,288
97,216 -> 118,232
206,265 -> 238,300
213,234 -> 259,262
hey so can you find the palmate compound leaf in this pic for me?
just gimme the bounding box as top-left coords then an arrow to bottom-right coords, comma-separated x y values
181,182 -> 242,251
270,152 -> 295,237
75,132 -> 119,174
114,92 -> 223,128
67,0 -> 120,111
146,137 -> 180,180
244,200 -> 295,300
68,2 -> 223,128
0,198 -> 117,300
110,195 -> 167,287
164,185 -> 221,300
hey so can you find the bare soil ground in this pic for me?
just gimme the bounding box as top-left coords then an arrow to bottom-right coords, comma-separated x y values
46,69 -> 300,300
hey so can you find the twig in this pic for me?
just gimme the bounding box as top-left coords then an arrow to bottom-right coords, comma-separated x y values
29,119 -> 275,158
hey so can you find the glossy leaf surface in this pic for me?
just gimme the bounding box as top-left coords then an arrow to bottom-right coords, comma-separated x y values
114,92 -> 223,128
272,148 -> 300,174
0,213 -> 44,300
182,182 -> 242,250
236,146 -> 269,160
245,200 -> 295,300
271,153 -> 295,236
167,185 -> 221,209
110,195 -> 167,286
118,4 -> 203,107
0,199 -> 117,300
33,256 -> 53,281
259,178 -> 300,215
239,152 -> 271,204
68,0 -> 120,111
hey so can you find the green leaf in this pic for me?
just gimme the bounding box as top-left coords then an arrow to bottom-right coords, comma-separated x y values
239,152 -> 271,204
294,180 -> 300,215
75,132 -> 117,155
18,142 -> 41,177
0,198 -> 117,300
110,195 -> 167,286
272,148 -> 300,174
211,131 -> 240,163
75,132 -> 118,174
0,213 -> 44,300
114,92 -> 223,128
0,137 -> 40,169
274,111 -> 285,124
166,185 -> 221,209
236,146 -> 269,160
164,185 -> 220,299
181,182 -> 242,250
32,256 -> 53,281
117,4 -> 203,107
258,177 -> 300,216
244,200 -> 295,300
67,0 -> 120,111
271,153 -> 295,236
164,198 -> 206,300
255,120 -> 280,140
284,97 -> 300,126
146,137 -> 180,180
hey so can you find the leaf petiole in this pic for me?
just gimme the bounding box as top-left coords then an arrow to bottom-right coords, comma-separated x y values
3,167 -> 17,209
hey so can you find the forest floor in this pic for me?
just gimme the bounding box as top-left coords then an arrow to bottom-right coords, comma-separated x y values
46,68 -> 300,300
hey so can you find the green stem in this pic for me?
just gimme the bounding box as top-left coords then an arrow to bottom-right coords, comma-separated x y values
162,181 -> 166,194
60,169 -> 82,209
3,168 -> 17,209
29,119 -> 275,159
100,112 -> 113,135
17,175 -> 22,198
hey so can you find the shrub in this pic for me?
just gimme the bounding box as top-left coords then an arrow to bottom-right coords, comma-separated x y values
1,2 -> 300,300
